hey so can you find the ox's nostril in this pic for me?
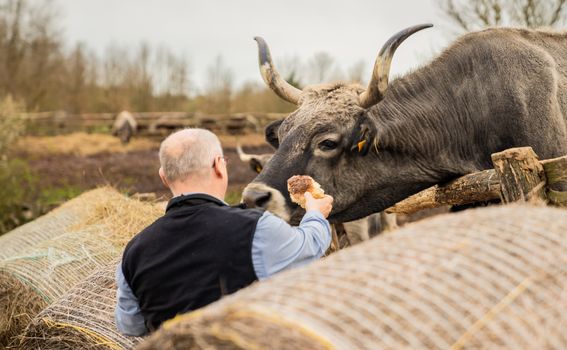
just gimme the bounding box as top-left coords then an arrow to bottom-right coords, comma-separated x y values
255,192 -> 272,208
243,189 -> 272,209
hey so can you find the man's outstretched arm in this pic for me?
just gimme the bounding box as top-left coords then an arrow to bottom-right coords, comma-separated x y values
252,192 -> 333,280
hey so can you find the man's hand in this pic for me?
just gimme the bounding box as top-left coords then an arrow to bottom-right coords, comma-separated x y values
304,192 -> 333,218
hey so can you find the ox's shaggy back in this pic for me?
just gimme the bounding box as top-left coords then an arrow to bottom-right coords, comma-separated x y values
137,204 -> 567,350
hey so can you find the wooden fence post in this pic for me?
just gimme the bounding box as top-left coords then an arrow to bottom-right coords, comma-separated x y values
541,155 -> 567,207
491,147 -> 547,204
386,170 -> 500,214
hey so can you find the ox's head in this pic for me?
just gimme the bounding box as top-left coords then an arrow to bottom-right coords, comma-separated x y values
243,25 -> 433,223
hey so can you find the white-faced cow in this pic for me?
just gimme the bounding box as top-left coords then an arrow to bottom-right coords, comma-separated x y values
112,110 -> 137,144
236,142 -> 274,174
242,24 -> 567,223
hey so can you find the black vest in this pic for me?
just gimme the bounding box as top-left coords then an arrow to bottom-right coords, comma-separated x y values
121,193 -> 263,331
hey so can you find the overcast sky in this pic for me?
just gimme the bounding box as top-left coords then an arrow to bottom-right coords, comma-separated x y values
60,0 -> 454,92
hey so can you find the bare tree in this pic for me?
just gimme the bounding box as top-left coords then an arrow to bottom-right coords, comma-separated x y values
0,0 -> 64,109
438,0 -> 567,32
151,46 -> 191,110
307,52 -> 335,84
166,53 -> 190,97
347,60 -> 366,84
67,42 -> 87,113
0,95 -> 23,157
278,55 -> 303,89
203,55 -> 233,113
131,42 -> 154,111
154,45 -> 190,97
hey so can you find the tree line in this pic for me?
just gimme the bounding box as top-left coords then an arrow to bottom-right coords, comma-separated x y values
0,0 -> 368,115
0,0 -> 566,115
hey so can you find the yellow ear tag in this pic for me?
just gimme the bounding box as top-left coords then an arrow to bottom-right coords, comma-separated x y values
357,140 -> 366,152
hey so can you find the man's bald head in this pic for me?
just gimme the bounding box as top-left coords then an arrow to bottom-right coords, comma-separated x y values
159,128 -> 223,183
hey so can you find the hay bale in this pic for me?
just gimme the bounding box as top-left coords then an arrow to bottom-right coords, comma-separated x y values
0,187 -> 163,347
138,205 -> 567,350
17,259 -> 143,349
0,187 -> 126,260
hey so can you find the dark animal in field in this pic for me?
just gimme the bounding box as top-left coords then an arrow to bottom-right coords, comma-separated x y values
242,24 -> 567,223
112,110 -> 137,144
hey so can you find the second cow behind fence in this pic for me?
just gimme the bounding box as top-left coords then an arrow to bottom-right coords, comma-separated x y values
112,111 -> 138,144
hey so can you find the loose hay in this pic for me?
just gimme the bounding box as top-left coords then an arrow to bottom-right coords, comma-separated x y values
15,133 -> 158,157
138,205 -> 567,350
0,187 -> 163,347
0,272 -> 45,349
17,259 -> 143,350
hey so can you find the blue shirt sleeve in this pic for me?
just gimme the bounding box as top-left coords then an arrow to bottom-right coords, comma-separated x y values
115,263 -> 148,336
251,210 -> 332,280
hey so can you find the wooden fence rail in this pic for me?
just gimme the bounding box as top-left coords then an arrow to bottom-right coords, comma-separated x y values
387,147 -> 567,215
22,111 -> 287,136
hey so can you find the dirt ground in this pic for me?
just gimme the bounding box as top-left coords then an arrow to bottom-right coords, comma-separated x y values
14,133 -> 274,205
11,132 -> 446,224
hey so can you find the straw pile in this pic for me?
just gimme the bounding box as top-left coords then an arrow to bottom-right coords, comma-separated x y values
138,204 -> 567,350
0,187 -> 125,260
16,132 -> 158,157
17,259 -> 143,349
0,187 -> 163,347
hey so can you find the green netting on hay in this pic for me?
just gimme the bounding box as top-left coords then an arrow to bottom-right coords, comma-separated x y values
0,227 -> 118,347
138,204 -> 567,350
17,259 -> 143,350
0,188 -> 163,348
0,187 -> 127,261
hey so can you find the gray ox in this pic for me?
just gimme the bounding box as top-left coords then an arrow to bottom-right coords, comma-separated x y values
242,24 -> 567,223
237,142 -> 397,243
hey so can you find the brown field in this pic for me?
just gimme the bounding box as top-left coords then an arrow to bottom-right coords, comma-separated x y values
9,131 -> 439,228
16,133 -> 159,157
11,132 -> 273,210
16,133 -> 270,158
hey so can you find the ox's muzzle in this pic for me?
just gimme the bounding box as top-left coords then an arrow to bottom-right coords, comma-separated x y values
242,182 -> 291,222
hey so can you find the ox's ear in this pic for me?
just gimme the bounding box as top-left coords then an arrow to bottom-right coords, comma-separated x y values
349,114 -> 376,156
249,158 -> 264,174
265,119 -> 283,149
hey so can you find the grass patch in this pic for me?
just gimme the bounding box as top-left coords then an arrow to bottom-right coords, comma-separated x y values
225,186 -> 245,205
0,159 -> 37,233
0,160 -> 90,235
38,186 -> 84,208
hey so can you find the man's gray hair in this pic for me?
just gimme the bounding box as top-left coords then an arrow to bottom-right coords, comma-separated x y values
159,128 -> 223,182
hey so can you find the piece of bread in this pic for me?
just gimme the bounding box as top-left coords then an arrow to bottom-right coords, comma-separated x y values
287,175 -> 325,209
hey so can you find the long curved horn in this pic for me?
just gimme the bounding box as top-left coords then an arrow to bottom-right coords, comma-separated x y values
254,37 -> 301,105
236,142 -> 255,162
359,24 -> 433,109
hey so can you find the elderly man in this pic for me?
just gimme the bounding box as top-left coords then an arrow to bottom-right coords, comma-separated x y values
115,128 -> 333,336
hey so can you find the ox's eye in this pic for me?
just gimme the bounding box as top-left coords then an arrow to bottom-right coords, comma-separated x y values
318,139 -> 338,151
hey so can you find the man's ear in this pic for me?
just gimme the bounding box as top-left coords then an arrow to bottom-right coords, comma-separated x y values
349,114 -> 376,156
158,167 -> 170,188
265,119 -> 283,149
211,156 -> 225,178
